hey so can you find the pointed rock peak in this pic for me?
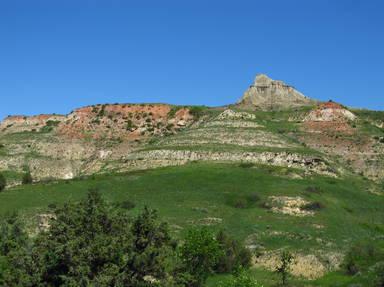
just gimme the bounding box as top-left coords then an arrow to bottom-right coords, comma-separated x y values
237,73 -> 317,111
254,74 -> 273,86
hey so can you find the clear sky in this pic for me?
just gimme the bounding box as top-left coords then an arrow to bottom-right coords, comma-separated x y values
1,0 -> 383,119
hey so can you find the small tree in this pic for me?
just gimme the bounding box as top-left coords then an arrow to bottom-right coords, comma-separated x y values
215,230 -> 252,273
178,228 -> 222,287
0,173 -> 6,192
22,172 -> 32,185
275,251 -> 293,287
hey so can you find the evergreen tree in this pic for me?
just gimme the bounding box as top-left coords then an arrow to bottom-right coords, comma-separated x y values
215,230 -> 252,273
1,190 -> 177,287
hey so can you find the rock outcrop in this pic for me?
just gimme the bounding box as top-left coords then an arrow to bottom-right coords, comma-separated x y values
57,104 -> 193,140
122,149 -> 337,177
0,104 -> 194,140
237,74 -> 316,110
303,101 -> 357,134
304,101 -> 356,122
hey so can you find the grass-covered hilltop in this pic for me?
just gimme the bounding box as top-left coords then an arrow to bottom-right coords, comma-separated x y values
0,74 -> 384,286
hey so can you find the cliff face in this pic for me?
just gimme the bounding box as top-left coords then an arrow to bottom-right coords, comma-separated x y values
237,74 -> 316,110
57,104 -> 193,140
0,104 -> 193,140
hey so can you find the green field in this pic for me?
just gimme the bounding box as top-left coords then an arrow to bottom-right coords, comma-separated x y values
1,162 -> 383,286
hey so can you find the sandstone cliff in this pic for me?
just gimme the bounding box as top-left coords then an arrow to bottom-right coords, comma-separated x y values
237,74 -> 316,110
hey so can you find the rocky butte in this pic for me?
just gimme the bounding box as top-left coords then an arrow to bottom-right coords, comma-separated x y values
237,74 -> 316,110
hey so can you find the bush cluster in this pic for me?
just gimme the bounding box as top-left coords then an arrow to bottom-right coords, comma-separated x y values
0,190 -> 253,287
215,230 -> 252,273
22,171 -> 33,185
343,241 -> 384,276
229,193 -> 260,209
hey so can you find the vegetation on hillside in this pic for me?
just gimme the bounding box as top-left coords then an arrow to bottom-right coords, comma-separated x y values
0,190 -> 252,287
0,162 -> 383,286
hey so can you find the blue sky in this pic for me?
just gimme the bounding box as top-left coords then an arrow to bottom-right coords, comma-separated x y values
0,0 -> 383,119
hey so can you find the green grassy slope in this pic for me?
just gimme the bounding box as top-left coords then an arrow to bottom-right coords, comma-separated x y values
0,162 -> 383,286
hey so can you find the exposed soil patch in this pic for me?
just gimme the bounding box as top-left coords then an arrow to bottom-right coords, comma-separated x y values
303,102 -> 356,134
267,196 -> 315,217
57,104 -> 193,140
253,250 -> 343,280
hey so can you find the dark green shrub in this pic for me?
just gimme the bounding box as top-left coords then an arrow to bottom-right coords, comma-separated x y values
246,193 -> 260,204
92,118 -> 100,125
305,186 -> 322,193
22,172 -> 33,185
166,123 -> 174,130
168,106 -> 182,118
126,120 -> 136,130
0,173 -> 6,191
215,231 -> 252,273
239,162 -> 255,168
115,200 -> 136,210
40,125 -> 53,133
0,213 -> 28,257
45,120 -> 60,127
233,198 -> 248,209
98,105 -> 106,117
301,201 -> 324,211
229,193 -> 260,209
1,192 -> 177,286
189,106 -> 207,119
343,241 -> 384,276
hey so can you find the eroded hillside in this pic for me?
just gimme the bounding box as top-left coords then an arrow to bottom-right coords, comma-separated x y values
0,73 -> 383,188
1,101 -> 383,188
